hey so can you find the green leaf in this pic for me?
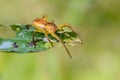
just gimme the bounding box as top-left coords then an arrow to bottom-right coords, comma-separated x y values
0,24 -> 80,53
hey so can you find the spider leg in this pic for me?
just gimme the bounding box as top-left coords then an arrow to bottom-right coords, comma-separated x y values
44,33 -> 54,47
42,29 -> 54,47
33,29 -> 54,48
42,15 -> 48,21
58,24 -> 83,44
50,32 -> 72,59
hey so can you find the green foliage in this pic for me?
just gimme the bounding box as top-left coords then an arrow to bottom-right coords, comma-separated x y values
0,24 -> 80,53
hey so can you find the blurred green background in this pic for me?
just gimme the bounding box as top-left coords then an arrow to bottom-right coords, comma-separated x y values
0,0 -> 120,80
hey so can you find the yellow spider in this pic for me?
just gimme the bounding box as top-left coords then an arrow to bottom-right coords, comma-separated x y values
32,16 -> 83,59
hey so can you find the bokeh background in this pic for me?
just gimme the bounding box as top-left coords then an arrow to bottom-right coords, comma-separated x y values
0,0 -> 120,80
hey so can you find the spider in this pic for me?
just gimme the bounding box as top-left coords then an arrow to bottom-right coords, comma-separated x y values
32,16 -> 83,59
